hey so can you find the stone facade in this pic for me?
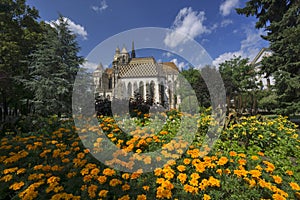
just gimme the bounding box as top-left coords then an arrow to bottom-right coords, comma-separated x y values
93,42 -> 180,109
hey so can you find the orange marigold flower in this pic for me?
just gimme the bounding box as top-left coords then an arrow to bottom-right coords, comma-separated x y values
286,170 -> 293,176
122,173 -> 130,180
272,193 -> 287,200
109,178 -> 122,187
257,151 -> 264,156
183,158 -> 191,165
9,181 -> 24,190
97,176 -> 107,184
216,169 -> 222,175
238,159 -> 247,165
189,178 -> 199,187
217,156 -> 228,165
122,183 -> 130,191
203,194 -> 211,200
99,190 -> 108,197
229,151 -> 237,156
177,165 -> 186,172
177,173 -> 187,184
251,155 -> 259,160
143,185 -> 150,191
137,194 -> 147,200
118,194 -> 130,200
103,168 -> 116,176
290,182 -> 300,191
249,170 -> 261,178
272,175 -> 282,184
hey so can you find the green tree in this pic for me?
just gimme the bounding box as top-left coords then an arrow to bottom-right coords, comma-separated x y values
27,16 -> 84,117
237,0 -> 300,115
219,56 -> 257,114
180,66 -> 210,107
0,0 -> 42,121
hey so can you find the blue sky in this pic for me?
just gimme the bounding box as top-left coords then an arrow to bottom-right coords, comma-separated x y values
27,0 -> 269,69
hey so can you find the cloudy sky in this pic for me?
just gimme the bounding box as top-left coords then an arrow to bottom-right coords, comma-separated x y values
27,0 -> 269,69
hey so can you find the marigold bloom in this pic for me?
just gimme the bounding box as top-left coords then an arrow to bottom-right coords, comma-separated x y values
286,170 -> 293,176
272,175 -> 282,184
99,190 -> 108,197
109,178 -> 122,187
103,168 -> 116,176
122,183 -> 131,191
137,194 -> 147,200
177,173 -> 187,184
143,185 -> 150,191
183,158 -> 191,165
203,194 -> 211,200
290,182 -> 300,191
229,151 -> 237,156
217,156 -> 228,165
9,181 -> 24,190
97,176 -> 107,184
249,170 -> 261,178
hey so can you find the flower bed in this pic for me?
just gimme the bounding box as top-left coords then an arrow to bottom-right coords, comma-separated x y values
0,110 -> 299,199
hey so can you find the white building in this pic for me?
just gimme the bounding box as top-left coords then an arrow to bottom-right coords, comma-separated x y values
250,48 -> 275,90
93,42 -> 180,109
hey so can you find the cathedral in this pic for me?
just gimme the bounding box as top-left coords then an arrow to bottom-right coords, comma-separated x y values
93,42 -> 180,109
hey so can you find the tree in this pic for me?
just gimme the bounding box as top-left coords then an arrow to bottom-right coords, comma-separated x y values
237,0 -> 300,115
180,66 -> 210,107
27,16 -> 84,117
219,56 -> 257,114
0,0 -> 42,120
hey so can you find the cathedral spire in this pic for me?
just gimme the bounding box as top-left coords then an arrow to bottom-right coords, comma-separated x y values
131,41 -> 136,58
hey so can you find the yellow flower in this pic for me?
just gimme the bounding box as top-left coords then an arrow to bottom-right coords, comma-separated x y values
251,155 -> 259,160
249,170 -> 261,178
143,185 -> 150,191
109,178 -> 122,187
9,181 -> 24,190
103,168 -> 116,176
216,169 -> 222,175
272,175 -> 282,184
217,156 -> 228,165
97,176 -> 107,184
272,193 -> 286,200
183,158 -> 191,165
0,174 -> 13,182
118,194 -> 130,200
290,182 -> 300,191
122,183 -> 130,191
99,189 -> 108,197
122,173 -> 130,180
177,173 -> 187,184
189,178 -> 199,186
190,173 -> 200,180
203,194 -> 211,200
137,194 -> 147,200
286,170 -> 293,176
229,151 -> 237,156
176,165 -> 186,172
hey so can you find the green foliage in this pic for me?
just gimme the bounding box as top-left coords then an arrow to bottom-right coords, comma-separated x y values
0,0 -> 43,119
26,16 -> 84,117
237,0 -> 300,115
219,56 -> 257,113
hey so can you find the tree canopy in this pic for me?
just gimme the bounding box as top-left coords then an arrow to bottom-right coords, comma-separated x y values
237,0 -> 300,115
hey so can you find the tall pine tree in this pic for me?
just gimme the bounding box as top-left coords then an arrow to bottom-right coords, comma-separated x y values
237,0 -> 300,115
27,16 -> 83,117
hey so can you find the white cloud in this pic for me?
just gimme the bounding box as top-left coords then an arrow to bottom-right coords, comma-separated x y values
213,28 -> 267,67
91,0 -> 108,12
164,7 -> 210,48
47,17 -> 88,40
162,52 -> 173,58
221,19 -> 233,27
220,0 -> 239,16
170,58 -> 187,71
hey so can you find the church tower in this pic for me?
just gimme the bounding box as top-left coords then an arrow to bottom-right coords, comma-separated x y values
131,41 -> 136,58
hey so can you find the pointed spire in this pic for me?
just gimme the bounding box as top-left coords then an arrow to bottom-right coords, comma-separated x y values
131,41 -> 136,58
